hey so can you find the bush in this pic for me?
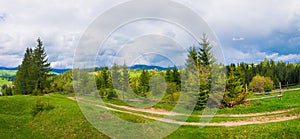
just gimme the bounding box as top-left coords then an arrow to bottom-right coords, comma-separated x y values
107,89 -> 117,100
30,99 -> 54,116
1,85 -> 13,96
250,75 -> 274,93
98,89 -> 106,97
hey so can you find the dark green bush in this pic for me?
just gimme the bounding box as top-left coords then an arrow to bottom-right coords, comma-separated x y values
107,89 -> 117,100
30,99 -> 54,116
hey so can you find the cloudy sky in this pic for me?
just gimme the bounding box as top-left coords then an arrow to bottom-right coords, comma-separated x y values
0,0 -> 300,68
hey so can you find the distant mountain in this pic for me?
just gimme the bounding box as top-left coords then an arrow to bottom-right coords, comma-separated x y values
51,69 -> 71,74
0,66 -> 70,74
0,67 -> 18,70
129,64 -> 179,71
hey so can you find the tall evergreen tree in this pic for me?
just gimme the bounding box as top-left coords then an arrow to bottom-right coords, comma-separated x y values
14,48 -> 33,94
111,64 -> 121,90
185,46 -> 198,70
165,67 -> 172,82
14,38 -> 51,95
196,33 -> 215,110
138,69 -> 150,96
223,66 -> 247,107
172,65 -> 181,91
32,38 -> 51,94
120,63 -> 130,99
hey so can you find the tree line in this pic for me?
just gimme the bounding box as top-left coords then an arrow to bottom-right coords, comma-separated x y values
13,38 -> 51,95
7,36 -> 300,110
227,59 -> 300,88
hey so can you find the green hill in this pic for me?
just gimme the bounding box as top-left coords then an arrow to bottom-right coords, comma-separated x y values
0,94 -> 107,138
0,92 -> 299,138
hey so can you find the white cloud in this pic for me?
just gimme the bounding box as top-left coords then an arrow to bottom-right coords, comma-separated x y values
0,0 -> 300,67
232,37 -> 245,41
225,48 -> 300,64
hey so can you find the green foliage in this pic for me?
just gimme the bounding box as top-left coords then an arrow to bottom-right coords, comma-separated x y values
14,38 -> 51,95
165,67 -> 172,82
172,66 -> 181,91
120,64 -> 130,97
111,64 -> 121,90
94,64 -> 131,100
51,70 -> 73,93
0,70 -> 16,83
1,84 -> 13,96
250,75 -> 274,93
231,59 -> 300,88
185,33 -> 215,110
95,66 -> 112,90
222,66 -> 248,107
138,69 -> 150,96
149,74 -> 166,98
166,82 -> 177,102
0,95 -> 108,138
107,89 -> 117,100
30,98 -> 54,116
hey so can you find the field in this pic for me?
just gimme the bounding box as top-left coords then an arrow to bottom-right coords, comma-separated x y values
0,90 -> 300,138
0,70 -> 16,85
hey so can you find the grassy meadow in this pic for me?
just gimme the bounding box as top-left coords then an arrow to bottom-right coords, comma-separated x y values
0,90 -> 299,138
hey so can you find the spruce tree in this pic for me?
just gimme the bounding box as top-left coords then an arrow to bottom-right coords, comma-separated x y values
165,67 -> 172,82
223,66 -> 246,107
14,38 -> 51,95
120,63 -> 130,99
32,38 -> 51,94
138,69 -> 150,96
172,65 -> 181,91
111,64 -> 121,90
197,33 -> 214,110
14,48 -> 34,94
185,46 -> 198,70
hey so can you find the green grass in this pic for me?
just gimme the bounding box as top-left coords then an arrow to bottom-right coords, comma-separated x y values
0,78 -> 11,85
0,70 -> 17,76
0,94 -> 108,138
217,90 -> 300,114
1,90 -> 300,138
105,89 -> 300,115
166,119 -> 300,139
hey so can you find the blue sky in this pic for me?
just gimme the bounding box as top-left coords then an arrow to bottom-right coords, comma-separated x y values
0,0 -> 300,68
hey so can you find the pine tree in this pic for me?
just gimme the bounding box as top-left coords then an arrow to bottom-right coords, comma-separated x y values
111,64 -> 121,90
196,33 -> 215,110
14,48 -> 34,94
198,33 -> 214,66
32,38 -> 51,94
14,38 -> 51,95
165,67 -> 172,82
185,46 -> 198,70
101,67 -> 110,89
138,69 -> 150,96
172,65 -> 181,91
120,63 -> 130,99
223,66 -> 247,107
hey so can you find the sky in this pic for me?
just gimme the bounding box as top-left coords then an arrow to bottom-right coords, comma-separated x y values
0,0 -> 300,68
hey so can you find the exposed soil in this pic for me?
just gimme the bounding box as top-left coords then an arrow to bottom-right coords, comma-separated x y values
69,97 -> 300,126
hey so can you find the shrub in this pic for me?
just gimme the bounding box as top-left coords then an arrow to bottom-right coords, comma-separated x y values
107,89 -> 117,100
250,75 -> 274,93
30,99 -> 54,116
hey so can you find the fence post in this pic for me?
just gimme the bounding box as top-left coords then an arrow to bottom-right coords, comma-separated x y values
287,82 -> 289,90
279,82 -> 282,102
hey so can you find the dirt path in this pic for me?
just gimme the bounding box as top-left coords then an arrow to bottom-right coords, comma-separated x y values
73,97 -> 295,117
69,97 -> 300,126
107,102 -> 295,117
94,102 -> 300,127
70,97 -> 295,117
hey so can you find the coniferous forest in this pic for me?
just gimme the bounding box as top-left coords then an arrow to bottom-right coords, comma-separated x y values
4,36 -> 300,110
